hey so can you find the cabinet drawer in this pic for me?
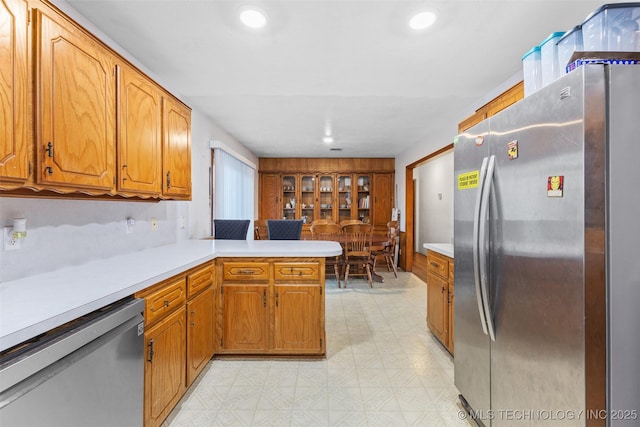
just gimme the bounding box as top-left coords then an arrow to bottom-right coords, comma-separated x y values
187,263 -> 214,297
274,262 -> 320,281
143,278 -> 186,326
223,262 -> 270,281
427,251 -> 449,280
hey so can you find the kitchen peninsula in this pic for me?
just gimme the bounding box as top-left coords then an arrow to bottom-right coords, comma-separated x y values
0,239 -> 341,352
0,239 -> 342,427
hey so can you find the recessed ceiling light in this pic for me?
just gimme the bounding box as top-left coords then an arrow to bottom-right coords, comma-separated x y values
240,8 -> 267,29
409,11 -> 437,30
323,136 -> 334,144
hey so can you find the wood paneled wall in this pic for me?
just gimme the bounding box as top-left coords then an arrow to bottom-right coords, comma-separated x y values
259,157 -> 395,173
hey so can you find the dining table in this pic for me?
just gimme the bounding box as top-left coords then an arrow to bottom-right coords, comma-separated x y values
302,233 -> 390,283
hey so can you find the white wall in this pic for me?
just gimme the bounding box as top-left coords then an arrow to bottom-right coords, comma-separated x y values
414,151 -> 454,254
0,0 -> 258,283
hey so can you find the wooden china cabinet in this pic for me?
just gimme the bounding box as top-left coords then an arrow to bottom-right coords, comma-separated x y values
258,158 -> 394,234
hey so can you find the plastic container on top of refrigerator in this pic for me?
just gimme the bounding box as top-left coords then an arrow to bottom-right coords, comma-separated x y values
522,46 -> 542,96
582,3 -> 640,52
557,25 -> 584,73
540,31 -> 566,86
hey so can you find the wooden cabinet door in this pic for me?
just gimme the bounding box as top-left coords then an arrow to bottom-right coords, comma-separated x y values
259,173 -> 280,219
162,97 -> 191,199
117,63 -> 162,196
35,7 -> 116,191
144,308 -> 186,427
355,174 -> 371,223
222,284 -> 269,351
300,174 -> 316,223
372,173 -> 393,229
274,284 -> 323,353
0,0 -> 29,184
187,287 -> 215,385
426,271 -> 448,345
337,174 -> 353,223
281,174 -> 297,220
448,282 -> 454,354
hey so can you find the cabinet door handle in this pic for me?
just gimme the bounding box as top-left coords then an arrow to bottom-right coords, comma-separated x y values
166,171 -> 171,189
45,142 -> 54,157
275,291 -> 279,307
164,300 -> 170,307
147,339 -> 155,363
441,286 -> 446,293
263,289 -> 267,307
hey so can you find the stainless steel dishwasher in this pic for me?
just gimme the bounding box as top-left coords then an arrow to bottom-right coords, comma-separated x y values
0,297 -> 145,427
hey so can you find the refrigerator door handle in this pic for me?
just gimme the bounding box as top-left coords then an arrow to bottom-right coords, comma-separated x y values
479,154 -> 497,342
473,156 -> 489,336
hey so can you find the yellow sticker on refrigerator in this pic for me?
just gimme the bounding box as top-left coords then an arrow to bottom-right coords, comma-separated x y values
458,171 -> 480,190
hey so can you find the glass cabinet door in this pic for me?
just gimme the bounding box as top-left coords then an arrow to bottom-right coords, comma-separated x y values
356,174 -> 371,223
281,175 -> 297,219
300,175 -> 315,224
318,174 -> 335,221
337,174 -> 353,223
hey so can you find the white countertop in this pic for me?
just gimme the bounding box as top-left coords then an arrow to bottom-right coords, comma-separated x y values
0,239 -> 342,352
423,243 -> 454,258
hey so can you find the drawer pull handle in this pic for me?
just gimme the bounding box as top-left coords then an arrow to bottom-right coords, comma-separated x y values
164,300 -> 170,307
237,269 -> 256,275
430,262 -> 441,269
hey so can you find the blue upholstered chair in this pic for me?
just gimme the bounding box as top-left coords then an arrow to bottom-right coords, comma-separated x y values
267,219 -> 303,240
213,219 -> 250,240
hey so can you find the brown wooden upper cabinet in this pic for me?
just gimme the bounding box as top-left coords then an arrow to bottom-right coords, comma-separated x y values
0,0 -> 30,185
162,97 -> 192,199
36,5 -> 117,191
458,81 -> 524,133
0,0 -> 192,200
117,63 -> 162,196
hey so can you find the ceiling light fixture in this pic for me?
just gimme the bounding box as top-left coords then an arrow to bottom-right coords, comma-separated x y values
323,136 -> 334,144
240,8 -> 267,29
409,11 -> 437,30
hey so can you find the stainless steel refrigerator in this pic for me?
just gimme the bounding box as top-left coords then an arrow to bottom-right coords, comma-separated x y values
454,64 -> 640,427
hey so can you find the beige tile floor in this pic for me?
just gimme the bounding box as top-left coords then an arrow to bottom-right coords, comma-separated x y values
164,271 -> 476,427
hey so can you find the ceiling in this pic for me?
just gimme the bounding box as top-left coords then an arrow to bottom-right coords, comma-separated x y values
64,0 -> 606,158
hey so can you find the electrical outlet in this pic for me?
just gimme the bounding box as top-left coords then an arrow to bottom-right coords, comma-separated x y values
151,218 -> 158,232
126,217 -> 135,234
4,227 -> 21,251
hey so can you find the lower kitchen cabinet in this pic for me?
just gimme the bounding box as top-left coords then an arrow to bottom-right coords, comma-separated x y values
426,250 -> 455,355
218,258 -> 326,355
186,287 -> 215,385
274,284 -> 323,352
221,284 -> 269,352
143,307 -> 186,427
136,260 -> 215,427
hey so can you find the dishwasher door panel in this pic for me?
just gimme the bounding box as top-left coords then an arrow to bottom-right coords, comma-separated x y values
0,299 -> 144,427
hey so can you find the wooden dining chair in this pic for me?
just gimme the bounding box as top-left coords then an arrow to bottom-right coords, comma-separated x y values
254,219 -> 269,240
310,222 -> 343,287
341,222 -> 373,287
372,221 -> 399,277
311,219 -> 336,226
339,219 -> 363,227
